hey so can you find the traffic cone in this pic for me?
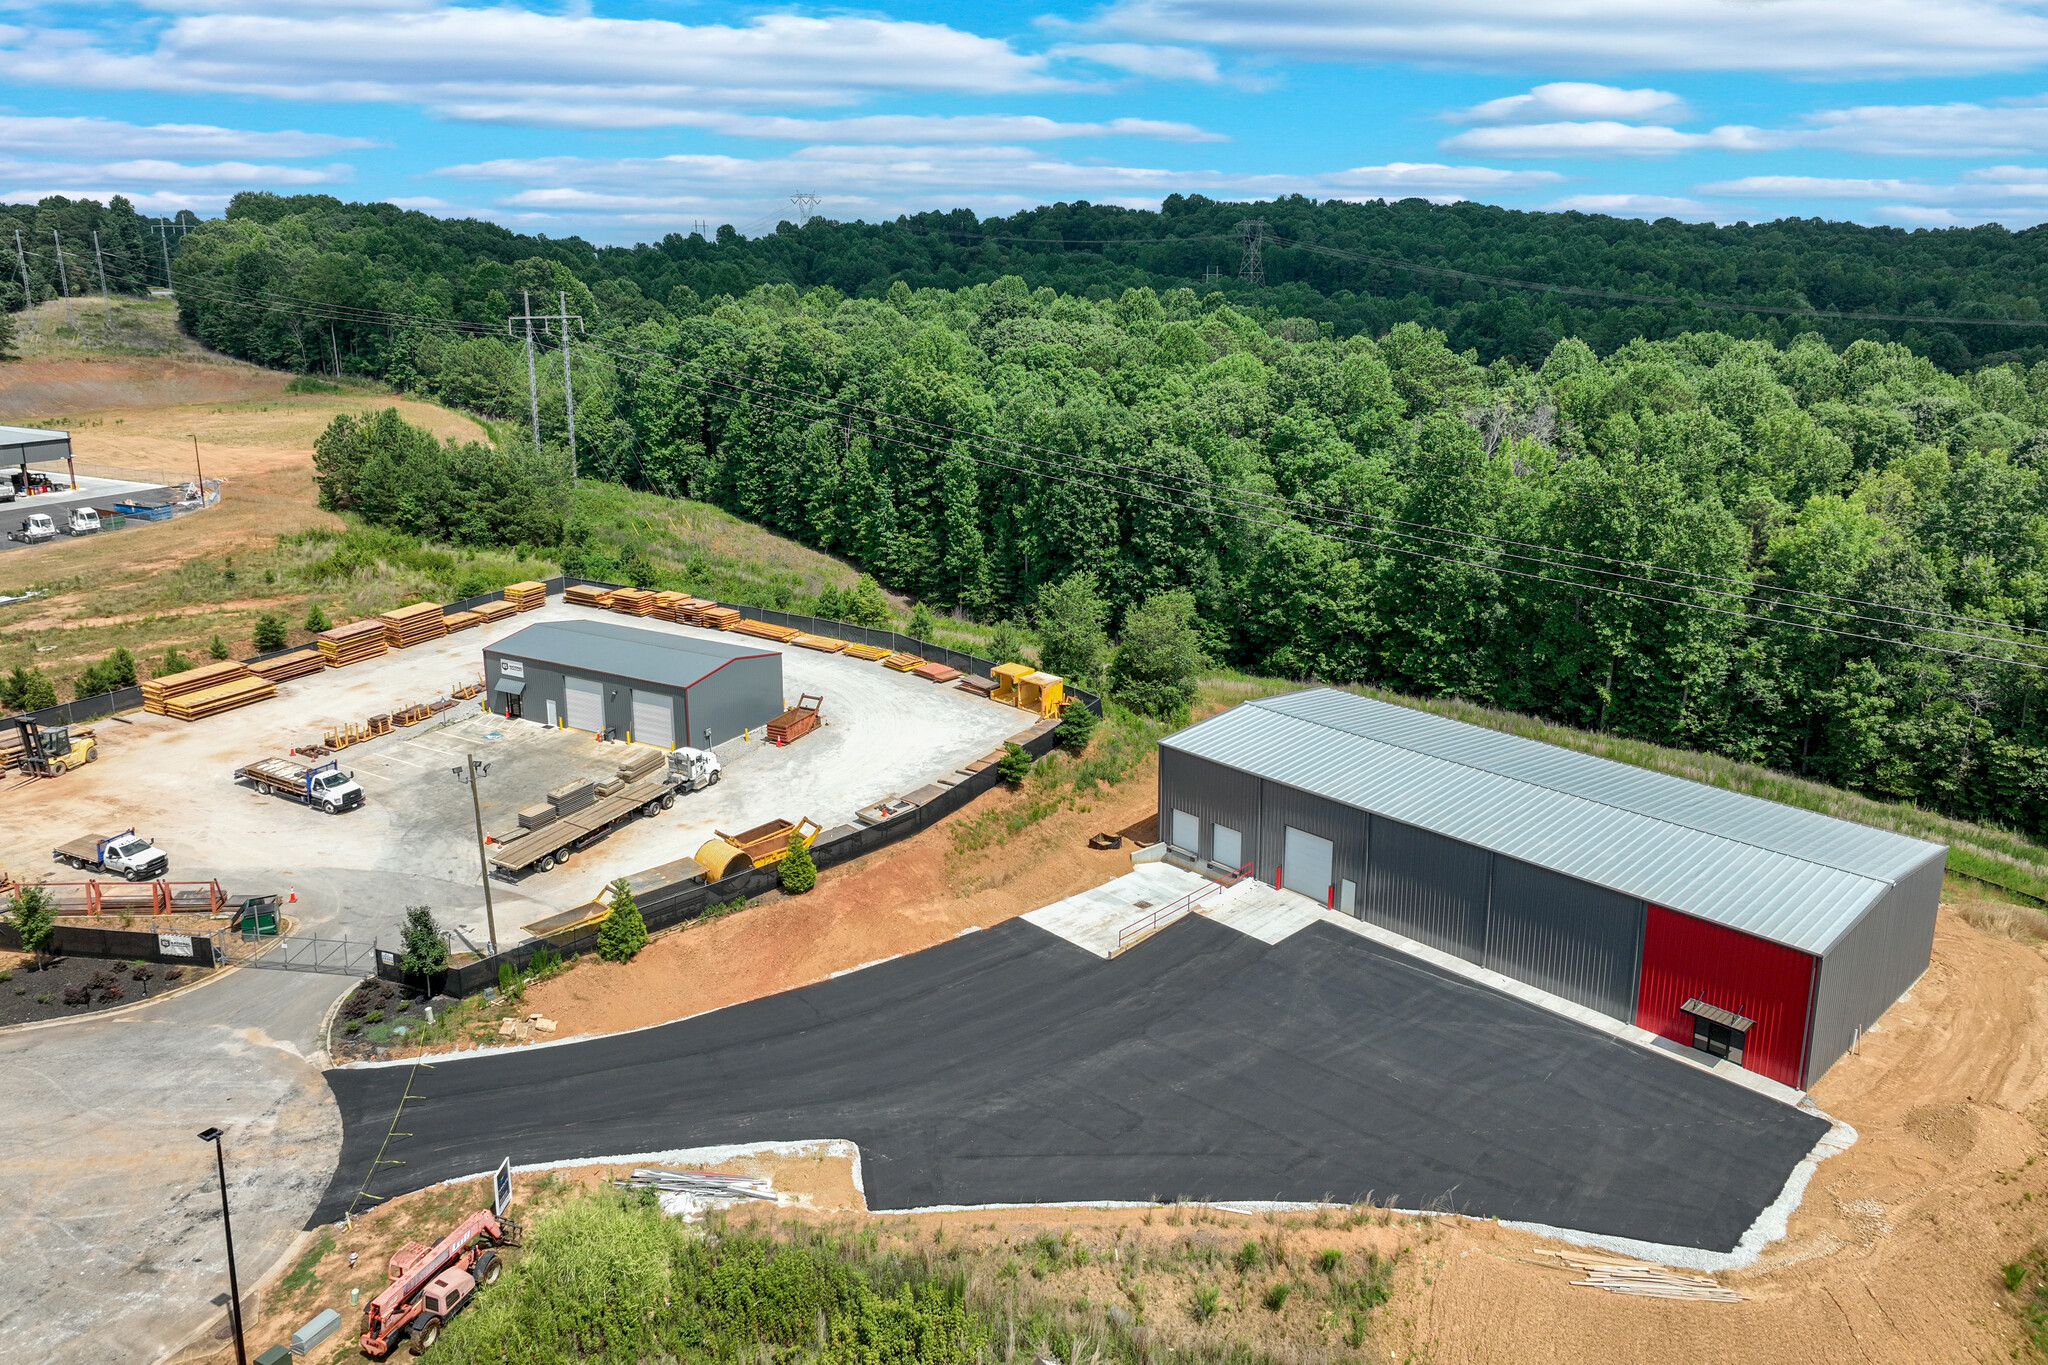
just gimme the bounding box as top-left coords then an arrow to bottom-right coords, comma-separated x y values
287,888 -> 297,903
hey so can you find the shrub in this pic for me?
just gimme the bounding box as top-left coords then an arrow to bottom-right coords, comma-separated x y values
74,646 -> 138,699
840,574 -> 892,627
157,648 -> 194,677
34,993 -> 51,1005
1318,1248 -> 1343,1274
1263,1282 -> 1291,1311
0,664 -> 57,712
1106,589 -> 1204,722
252,614 -> 287,650
1055,700 -> 1097,754
364,1009 -> 384,1025
207,634 -> 230,661
97,982 -> 123,1003
985,618 -> 1030,668
596,877 -> 648,962
163,967 -> 182,982
304,603 -> 331,633
0,969 -> 10,982
1189,1284 -> 1219,1322
398,905 -> 449,977
907,601 -> 938,641
62,983 -> 89,1006
8,884 -> 56,965
779,835 -> 817,895
997,741 -> 1034,787
1234,1240 -> 1262,1273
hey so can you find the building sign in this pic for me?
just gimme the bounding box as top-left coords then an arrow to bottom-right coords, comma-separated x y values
493,1157 -> 513,1217
500,659 -> 525,680
157,933 -> 194,957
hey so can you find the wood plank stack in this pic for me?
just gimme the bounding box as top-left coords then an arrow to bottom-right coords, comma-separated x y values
366,713 -> 393,737
392,702 -> 433,727
1543,1250 -> 1742,1302
247,649 -> 325,683
143,660 -> 255,714
791,633 -> 847,652
442,609 -> 482,633
734,618 -> 801,643
958,674 -> 998,696
380,602 -> 447,649
162,675 -> 276,721
548,778 -> 597,817
517,802 -> 557,831
670,596 -> 717,625
473,600 -> 517,624
617,748 -> 667,782
841,642 -> 892,662
881,652 -> 926,672
609,587 -> 658,616
701,605 -> 741,631
913,661 -> 963,683
565,584 -> 614,607
317,619 -> 389,667
653,591 -> 690,617
504,580 -> 547,612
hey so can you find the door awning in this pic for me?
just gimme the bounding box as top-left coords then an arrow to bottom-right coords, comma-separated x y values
495,678 -> 527,696
1681,997 -> 1754,1032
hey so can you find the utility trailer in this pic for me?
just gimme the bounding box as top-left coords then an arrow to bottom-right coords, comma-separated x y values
490,772 -> 681,877
237,756 -> 366,812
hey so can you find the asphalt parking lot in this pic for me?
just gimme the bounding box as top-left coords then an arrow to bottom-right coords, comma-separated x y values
319,913 -> 1830,1253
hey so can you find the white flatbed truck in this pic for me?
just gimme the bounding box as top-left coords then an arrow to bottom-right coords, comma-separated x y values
238,756 -> 366,813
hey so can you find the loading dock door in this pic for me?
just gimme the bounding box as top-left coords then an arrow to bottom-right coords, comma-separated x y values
564,675 -> 604,733
1282,827 -> 1334,904
1170,809 -> 1199,854
1212,824 -> 1242,871
631,690 -> 674,748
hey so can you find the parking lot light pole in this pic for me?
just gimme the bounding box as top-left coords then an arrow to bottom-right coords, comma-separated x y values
197,1126 -> 248,1365
464,753 -> 499,955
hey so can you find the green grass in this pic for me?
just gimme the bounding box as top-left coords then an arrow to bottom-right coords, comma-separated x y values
278,1228 -> 334,1297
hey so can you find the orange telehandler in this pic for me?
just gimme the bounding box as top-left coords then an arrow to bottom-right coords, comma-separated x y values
359,1208 -> 520,1357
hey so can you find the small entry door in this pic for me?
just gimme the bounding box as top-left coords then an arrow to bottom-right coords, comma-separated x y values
545,698 -> 558,727
632,690 -> 675,748
1282,826 -> 1335,904
564,675 -> 604,733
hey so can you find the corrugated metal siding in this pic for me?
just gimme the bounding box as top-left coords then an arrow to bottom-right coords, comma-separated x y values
1157,748 -> 1265,869
686,654 -> 783,747
1260,781 -> 1368,910
1365,815 -> 1489,963
1484,857 -> 1644,1021
1804,845 -> 1945,1085
1159,692 -> 1930,956
1635,905 -> 1815,1088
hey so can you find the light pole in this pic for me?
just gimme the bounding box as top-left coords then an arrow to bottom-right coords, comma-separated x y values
197,1126 -> 248,1365
461,754 -> 499,955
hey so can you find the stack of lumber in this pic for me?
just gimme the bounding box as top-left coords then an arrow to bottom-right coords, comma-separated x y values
595,776 -> 624,798
392,702 -> 433,727
881,652 -> 926,672
1542,1251 -> 1741,1302
442,609 -> 482,633
913,661 -> 963,683
504,580 -> 547,612
517,802 -> 557,831
791,633 -> 847,652
565,584 -> 613,607
653,591 -> 689,616
143,661 -> 253,714
380,602 -> 447,649
701,605 -> 741,631
841,642 -> 892,662
162,675 -> 276,722
317,619 -> 389,667
735,618 -> 801,643
366,713 -> 393,736
958,674 -> 998,697
247,649 -> 325,682
618,748 -> 667,782
670,596 -> 717,625
548,778 -> 597,817
473,600 -> 517,624
609,587 -> 659,616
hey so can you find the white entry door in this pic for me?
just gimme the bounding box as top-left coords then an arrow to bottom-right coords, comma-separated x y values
1282,826 -> 1335,905
564,675 -> 604,733
631,690 -> 674,748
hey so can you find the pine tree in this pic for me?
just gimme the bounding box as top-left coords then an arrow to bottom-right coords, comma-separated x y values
597,877 -> 648,961
9,884 -> 55,967
252,614 -> 287,650
779,836 -> 817,895
207,634 -> 230,661
1056,700 -> 1098,754
997,741 -> 1034,787
304,603 -> 331,633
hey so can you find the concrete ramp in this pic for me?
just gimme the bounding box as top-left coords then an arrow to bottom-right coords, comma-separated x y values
1022,863 -> 1218,957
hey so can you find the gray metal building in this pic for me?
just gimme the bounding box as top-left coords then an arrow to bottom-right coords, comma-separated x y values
484,619 -> 782,748
1158,688 -> 1946,1089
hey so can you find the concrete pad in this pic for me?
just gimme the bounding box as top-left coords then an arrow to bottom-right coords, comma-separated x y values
1022,863 -> 1218,957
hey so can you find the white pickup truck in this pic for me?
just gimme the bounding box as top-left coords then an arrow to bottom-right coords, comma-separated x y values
53,829 -> 171,880
8,513 -> 56,545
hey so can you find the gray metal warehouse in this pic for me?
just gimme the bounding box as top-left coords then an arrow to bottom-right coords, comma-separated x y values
484,619 -> 782,749
1158,688 -> 1946,1089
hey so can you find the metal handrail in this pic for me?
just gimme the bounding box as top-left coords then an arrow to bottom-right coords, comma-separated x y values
1111,862 -> 1254,956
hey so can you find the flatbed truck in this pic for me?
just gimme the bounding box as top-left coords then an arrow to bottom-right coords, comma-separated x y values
490,772 -> 681,877
53,829 -> 169,880
237,756 -> 366,813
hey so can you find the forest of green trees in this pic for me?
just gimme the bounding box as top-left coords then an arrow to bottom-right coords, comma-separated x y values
12,189 -> 2048,834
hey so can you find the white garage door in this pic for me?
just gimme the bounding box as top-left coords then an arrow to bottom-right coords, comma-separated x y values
1169,808 -> 1199,854
1282,826 -> 1334,905
631,690 -> 674,749
1212,824 -> 1243,872
564,675 -> 604,733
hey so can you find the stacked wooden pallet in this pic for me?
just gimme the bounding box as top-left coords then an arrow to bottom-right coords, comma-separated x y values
392,702 -> 433,727
247,649 -> 325,683
912,661 -> 963,683
162,675 -> 276,721
380,602 -> 447,649
958,674 -> 998,697
670,596 -> 717,625
504,580 -> 547,612
366,713 -> 393,737
881,652 -> 926,672
609,587 -> 659,616
841,642 -> 892,662
653,590 -> 689,616
143,660 -> 254,714
565,584 -> 614,607
701,605 -> 741,631
473,600 -> 517,624
442,609 -> 481,633
451,679 -> 484,700
790,633 -> 847,652
317,619 -> 389,667
735,618 -> 801,643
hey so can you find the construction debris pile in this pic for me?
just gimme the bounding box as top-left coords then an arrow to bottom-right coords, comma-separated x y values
1543,1250 -> 1743,1302
613,1168 -> 776,1220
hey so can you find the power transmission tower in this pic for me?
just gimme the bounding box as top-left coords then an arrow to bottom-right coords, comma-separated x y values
790,192 -> 821,227
1237,219 -> 1266,288
13,231 -> 35,333
549,291 -> 585,487
155,221 -> 176,289
91,230 -> 112,330
50,230 -> 71,325
507,290 -> 545,452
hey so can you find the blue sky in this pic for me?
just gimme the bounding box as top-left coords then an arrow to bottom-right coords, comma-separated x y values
11,0 -> 2048,242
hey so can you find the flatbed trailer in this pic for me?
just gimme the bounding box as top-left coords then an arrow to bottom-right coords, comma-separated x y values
489,773 -> 681,876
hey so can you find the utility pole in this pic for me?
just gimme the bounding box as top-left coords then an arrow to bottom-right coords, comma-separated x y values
1237,218 -> 1266,288
197,1127 -> 249,1365
790,192 -> 821,227
552,291 -> 584,487
507,291 -> 543,452
191,435 -> 207,506
13,231 -> 34,333
50,230 -> 70,325
329,322 -> 341,378
157,221 -> 174,289
461,754 -> 499,956
91,230 -> 112,329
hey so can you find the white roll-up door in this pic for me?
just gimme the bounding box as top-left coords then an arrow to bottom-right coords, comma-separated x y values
564,675 -> 604,733
1212,824 -> 1243,871
631,690 -> 674,749
1282,826 -> 1335,904
1170,808 -> 1199,853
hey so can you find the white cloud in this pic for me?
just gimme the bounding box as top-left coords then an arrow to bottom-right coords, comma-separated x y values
1444,121 -> 1766,156
0,155 -> 351,187
1545,193 -> 1713,216
0,114 -> 371,158
1450,83 -> 1690,124
1790,99 -> 2048,156
1090,0 -> 2048,74
0,187 -> 234,215
1698,175 -> 1947,200
1693,168 -> 2048,227
1052,42 -> 1223,81
426,107 -> 1224,142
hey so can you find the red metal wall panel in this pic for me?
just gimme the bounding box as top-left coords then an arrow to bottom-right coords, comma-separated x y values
1635,905 -> 1816,1088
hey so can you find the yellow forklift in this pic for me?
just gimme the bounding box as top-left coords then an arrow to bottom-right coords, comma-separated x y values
12,716 -> 97,777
